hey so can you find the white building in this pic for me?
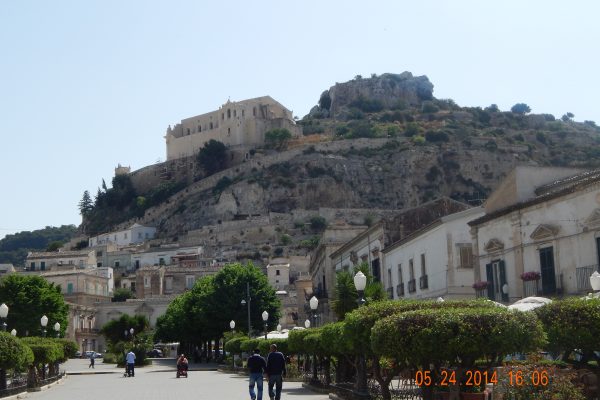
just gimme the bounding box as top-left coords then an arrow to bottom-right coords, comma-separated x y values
130,245 -> 204,271
469,167 -> 600,303
26,250 -> 96,271
267,258 -> 290,290
382,207 -> 484,300
88,223 -> 157,247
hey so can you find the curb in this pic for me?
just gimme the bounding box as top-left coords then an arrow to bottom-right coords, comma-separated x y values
0,391 -> 28,400
66,371 -> 122,376
28,375 -> 67,392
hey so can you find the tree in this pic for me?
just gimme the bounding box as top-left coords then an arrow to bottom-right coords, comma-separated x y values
0,275 -> 68,337
112,288 -> 134,302
45,241 -> 63,252
318,91 -> 331,111
100,314 -> 149,346
0,333 -> 34,390
197,139 -> 227,175
264,129 -> 292,150
309,216 -> 327,232
78,190 -> 93,216
562,112 -> 574,122
510,103 -> 531,114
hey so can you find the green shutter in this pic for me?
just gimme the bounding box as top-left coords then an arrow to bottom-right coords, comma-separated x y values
486,263 -> 494,300
499,260 -> 508,302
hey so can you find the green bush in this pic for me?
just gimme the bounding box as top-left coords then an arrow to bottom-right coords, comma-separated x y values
425,131 -> 450,143
53,338 -> 78,362
404,122 -> 420,137
349,96 -> 384,113
421,101 -> 439,113
258,338 -> 288,355
309,216 -> 327,232
213,176 -> 233,194
371,307 -> 545,368
288,329 -> 311,354
224,337 -> 246,355
0,332 -> 34,372
536,298 -> 600,363
240,338 -> 260,353
21,337 -> 63,366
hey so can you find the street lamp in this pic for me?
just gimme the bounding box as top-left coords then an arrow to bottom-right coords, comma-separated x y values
304,319 -> 311,329
54,322 -> 60,338
309,296 -> 319,328
353,272 -> 368,398
129,327 -> 134,338
41,315 -> 48,337
276,324 -> 282,333
590,271 -> 600,296
229,320 -> 236,369
354,271 -> 367,306
0,303 -> 8,332
262,311 -> 269,340
10,329 -> 16,336
241,281 -> 251,337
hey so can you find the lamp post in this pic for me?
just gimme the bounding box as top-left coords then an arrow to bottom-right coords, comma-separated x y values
353,271 -> 368,398
229,320 -> 236,369
41,315 -> 48,337
129,328 -> 134,340
590,271 -> 600,297
54,322 -> 60,338
309,296 -> 319,328
10,329 -> 16,336
241,281 -> 251,337
276,324 -> 282,333
0,303 -> 8,332
262,311 -> 269,340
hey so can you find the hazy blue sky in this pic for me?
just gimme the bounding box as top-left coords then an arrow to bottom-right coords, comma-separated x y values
1,0 -> 599,240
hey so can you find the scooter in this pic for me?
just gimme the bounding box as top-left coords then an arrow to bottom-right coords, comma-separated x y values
176,364 -> 188,378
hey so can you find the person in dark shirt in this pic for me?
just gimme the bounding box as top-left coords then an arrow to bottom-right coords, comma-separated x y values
266,344 -> 286,400
247,348 -> 267,400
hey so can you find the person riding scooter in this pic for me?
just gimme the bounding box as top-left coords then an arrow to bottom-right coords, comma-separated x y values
176,353 -> 188,378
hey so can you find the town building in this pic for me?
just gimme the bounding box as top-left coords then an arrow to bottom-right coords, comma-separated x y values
88,223 -> 157,247
25,249 -> 97,271
165,96 -> 302,161
382,207 -> 484,300
469,166 -> 600,303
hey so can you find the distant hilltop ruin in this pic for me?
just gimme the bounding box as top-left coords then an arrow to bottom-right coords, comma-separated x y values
165,96 -> 302,161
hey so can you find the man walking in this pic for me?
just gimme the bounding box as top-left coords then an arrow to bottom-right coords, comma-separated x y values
126,350 -> 136,377
266,344 -> 286,400
88,352 -> 95,368
247,348 -> 266,400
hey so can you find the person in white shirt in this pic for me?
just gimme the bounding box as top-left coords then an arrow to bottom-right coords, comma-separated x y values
125,350 -> 136,377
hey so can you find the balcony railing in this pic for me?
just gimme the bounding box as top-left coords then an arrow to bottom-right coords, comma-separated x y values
576,265 -> 597,292
419,275 -> 429,290
408,279 -> 416,293
396,283 -> 405,297
75,328 -> 100,334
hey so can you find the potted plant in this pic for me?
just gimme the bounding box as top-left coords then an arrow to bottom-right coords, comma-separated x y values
520,271 -> 541,281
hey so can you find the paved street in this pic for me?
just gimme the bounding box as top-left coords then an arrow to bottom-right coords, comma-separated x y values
24,359 -> 329,400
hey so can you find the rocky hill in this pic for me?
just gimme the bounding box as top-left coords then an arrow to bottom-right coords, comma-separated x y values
81,72 -> 600,262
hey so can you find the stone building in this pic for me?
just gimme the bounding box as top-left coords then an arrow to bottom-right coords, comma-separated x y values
165,96 -> 302,161
25,249 -> 97,271
88,223 -> 157,247
469,167 -> 600,303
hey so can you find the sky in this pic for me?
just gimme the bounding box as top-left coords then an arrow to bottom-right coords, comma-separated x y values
1,0 -> 599,240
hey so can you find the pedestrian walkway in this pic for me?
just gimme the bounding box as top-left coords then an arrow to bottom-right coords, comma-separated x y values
63,358 -> 218,375
26,359 -> 328,400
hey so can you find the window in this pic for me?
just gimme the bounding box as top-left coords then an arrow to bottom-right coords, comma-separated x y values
67,283 -> 73,294
145,232 -> 149,239
420,254 -> 426,277
458,245 -> 473,268
96,251 -> 103,257
114,235 -> 117,240
124,233 -> 128,239
159,257 -> 165,266
210,122 -> 213,129
198,125 -> 202,132
41,261 -> 46,271
409,259 -> 414,280
187,128 -> 190,135
397,264 -> 403,283
134,260 -> 140,269
144,276 -> 151,288
234,109 -> 237,117
227,109 -> 231,119
276,270 -> 280,276
30,262 -> 35,271
387,269 -> 392,285
242,110 -> 245,117
79,260 -> 84,268
138,232 -> 142,239
130,282 -> 136,292
228,127 -> 231,135
114,260 -> 120,267
186,275 -> 195,289
222,113 -> 224,120
97,262 -> 102,267
253,107 -> 256,116
165,277 -> 173,291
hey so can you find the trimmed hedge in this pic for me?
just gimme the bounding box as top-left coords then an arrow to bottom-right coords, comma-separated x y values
224,337 -> 246,355
258,338 -> 288,355
288,329 -> 311,354
0,332 -> 34,371
344,299 -> 500,355
371,307 -> 545,367
20,337 -> 63,366
320,322 -> 351,356
536,298 -> 600,361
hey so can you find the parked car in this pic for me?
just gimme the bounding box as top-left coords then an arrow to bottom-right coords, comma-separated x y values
82,351 -> 103,359
146,348 -> 163,358
74,351 -> 81,358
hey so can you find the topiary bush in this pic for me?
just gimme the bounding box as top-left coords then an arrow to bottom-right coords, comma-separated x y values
535,298 -> 600,363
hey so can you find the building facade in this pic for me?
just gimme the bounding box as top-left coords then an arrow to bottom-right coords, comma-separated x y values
470,168 -> 600,303
88,223 -> 157,247
165,96 -> 302,161
382,207 -> 484,300
26,250 -> 96,271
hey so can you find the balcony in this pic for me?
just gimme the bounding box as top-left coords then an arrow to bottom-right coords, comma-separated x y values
408,279 -> 416,293
576,265 -> 597,292
419,275 -> 429,290
75,328 -> 100,335
396,283 -> 405,297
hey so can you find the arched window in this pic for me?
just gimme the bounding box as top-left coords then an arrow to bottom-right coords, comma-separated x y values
227,109 -> 231,119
